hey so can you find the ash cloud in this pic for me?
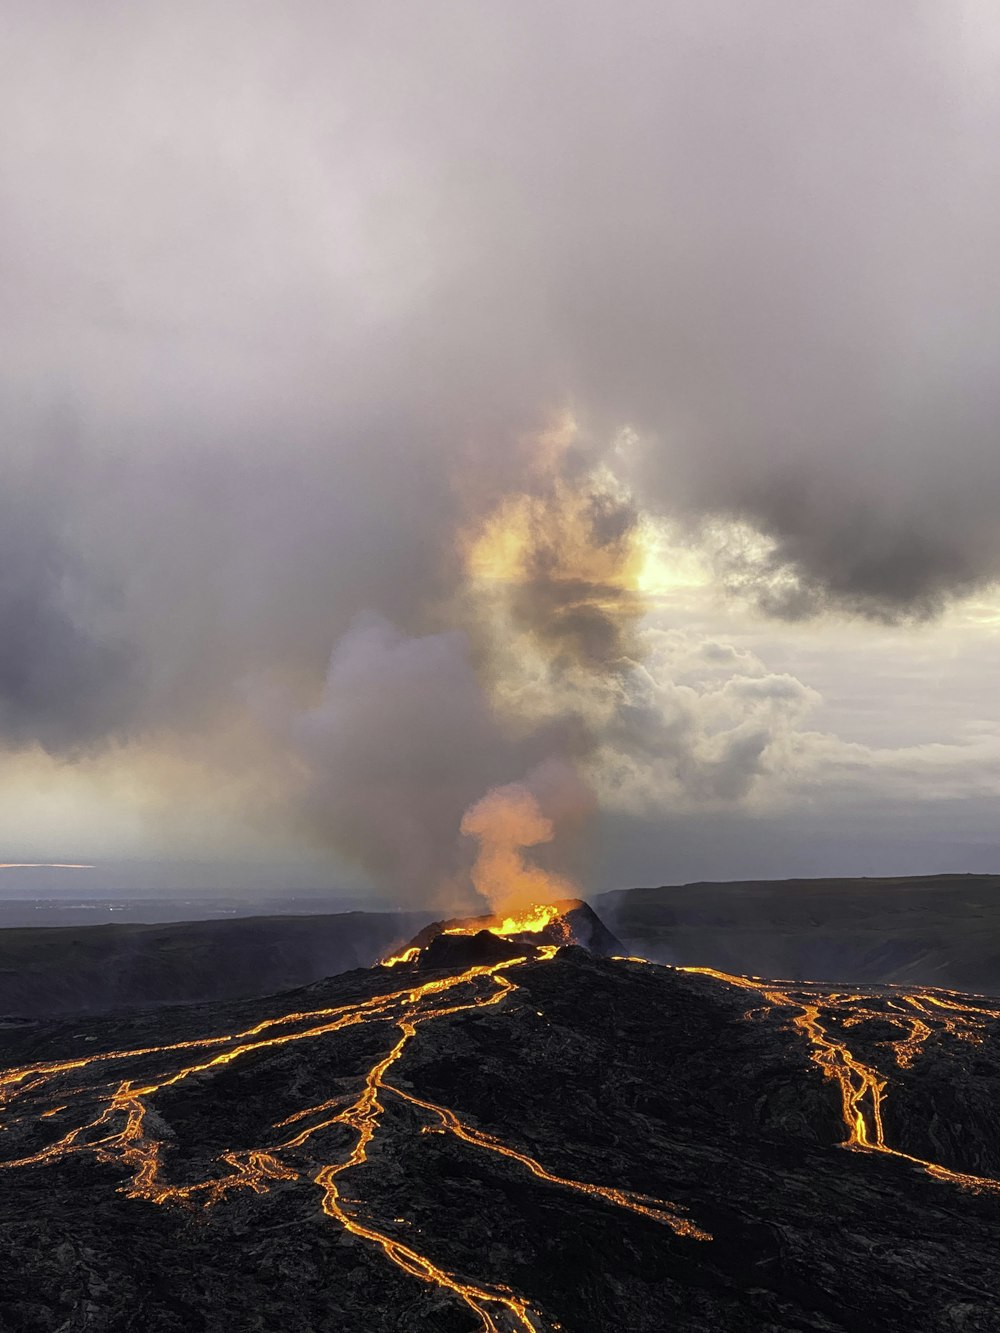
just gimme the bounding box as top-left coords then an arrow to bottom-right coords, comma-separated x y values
3,3 -> 1000,879
277,615 -> 515,902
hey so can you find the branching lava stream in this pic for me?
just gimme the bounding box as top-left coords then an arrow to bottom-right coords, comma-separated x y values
0,909 -> 705,1333
6,908 -> 1000,1332
676,965 -> 1000,1194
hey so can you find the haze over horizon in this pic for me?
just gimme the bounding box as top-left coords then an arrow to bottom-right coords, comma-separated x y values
5,2 -> 1000,904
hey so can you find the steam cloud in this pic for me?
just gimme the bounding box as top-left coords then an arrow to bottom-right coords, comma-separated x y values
3,3 -> 1000,887
461,777 -> 576,915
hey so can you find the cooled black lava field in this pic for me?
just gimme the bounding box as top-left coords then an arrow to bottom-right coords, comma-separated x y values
1,917 -> 999,1332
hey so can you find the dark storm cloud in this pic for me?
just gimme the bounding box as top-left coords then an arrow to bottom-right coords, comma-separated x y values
2,3 -> 999,790
0,535 -> 135,752
0,432 -> 139,751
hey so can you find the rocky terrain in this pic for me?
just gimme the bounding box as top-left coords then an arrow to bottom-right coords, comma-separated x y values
599,873 -> 1000,991
1,902 -> 999,1331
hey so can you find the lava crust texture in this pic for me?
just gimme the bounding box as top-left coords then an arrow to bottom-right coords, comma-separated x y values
1,940 -> 999,1331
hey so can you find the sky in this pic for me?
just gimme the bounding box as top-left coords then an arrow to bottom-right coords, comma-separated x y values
3,1 -> 1000,904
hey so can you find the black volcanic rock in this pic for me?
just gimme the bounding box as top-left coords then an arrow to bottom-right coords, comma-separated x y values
404,897 -> 623,958
1,947 -> 1000,1331
550,899 -> 622,954
417,928 -> 528,971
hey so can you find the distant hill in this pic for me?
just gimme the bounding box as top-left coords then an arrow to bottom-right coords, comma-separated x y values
0,910 -> 428,1017
9,872 -> 1000,1019
597,873 -> 1000,991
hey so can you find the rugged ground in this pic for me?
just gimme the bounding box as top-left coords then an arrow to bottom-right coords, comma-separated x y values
599,873 -> 1000,991
1,912 -> 999,1332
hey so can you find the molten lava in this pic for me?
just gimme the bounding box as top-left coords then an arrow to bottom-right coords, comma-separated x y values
444,902 -> 569,940
676,965 -> 1000,1195
379,945 -> 420,968
384,897 -> 615,971
5,906 -> 1000,1332
0,908 -> 692,1333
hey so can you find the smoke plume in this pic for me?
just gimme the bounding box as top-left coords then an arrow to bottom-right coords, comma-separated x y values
460,778 -> 577,917
3,3 -> 1000,887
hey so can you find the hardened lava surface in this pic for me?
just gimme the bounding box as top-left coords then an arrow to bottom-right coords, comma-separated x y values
1,942 -> 1000,1332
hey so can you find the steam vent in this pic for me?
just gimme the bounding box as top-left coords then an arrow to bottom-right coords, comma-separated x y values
1,900 -> 1000,1331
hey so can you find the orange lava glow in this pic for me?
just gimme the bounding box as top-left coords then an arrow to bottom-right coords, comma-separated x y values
442,902 -> 570,942
492,902 -> 566,935
460,785 -> 578,930
679,966 -> 1000,1195
387,1078 -> 709,1240
0,928 -> 704,1333
379,945 -> 421,968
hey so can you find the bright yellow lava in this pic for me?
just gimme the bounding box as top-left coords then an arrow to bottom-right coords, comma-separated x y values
0,920 -> 704,1333
7,930 -> 997,1330
679,966 -> 1000,1194
443,903 -> 570,941
379,945 -> 421,968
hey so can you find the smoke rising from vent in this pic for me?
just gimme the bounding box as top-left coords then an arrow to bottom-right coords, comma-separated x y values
461,780 -> 575,917
273,436 -> 641,903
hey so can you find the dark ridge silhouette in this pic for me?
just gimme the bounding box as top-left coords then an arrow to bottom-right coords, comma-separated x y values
0,910 -> 428,1017
598,873 -> 1000,991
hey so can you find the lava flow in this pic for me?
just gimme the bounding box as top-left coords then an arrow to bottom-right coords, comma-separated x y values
677,965 -> 1000,1194
0,905 -> 705,1333
379,904 -> 570,969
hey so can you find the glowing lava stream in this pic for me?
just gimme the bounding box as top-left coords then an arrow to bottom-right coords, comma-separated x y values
0,935 -> 706,1333
678,966 -> 1000,1195
383,1080 -> 710,1239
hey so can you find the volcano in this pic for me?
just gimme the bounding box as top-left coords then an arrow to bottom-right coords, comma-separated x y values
0,903 -> 999,1331
394,898 -> 624,971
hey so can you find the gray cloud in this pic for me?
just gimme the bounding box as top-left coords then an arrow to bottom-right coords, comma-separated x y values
3,2 -> 1000,884
277,615 -> 514,898
0,433 -> 140,751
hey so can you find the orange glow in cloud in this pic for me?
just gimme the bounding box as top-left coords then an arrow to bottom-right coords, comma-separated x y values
460,783 -> 574,915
